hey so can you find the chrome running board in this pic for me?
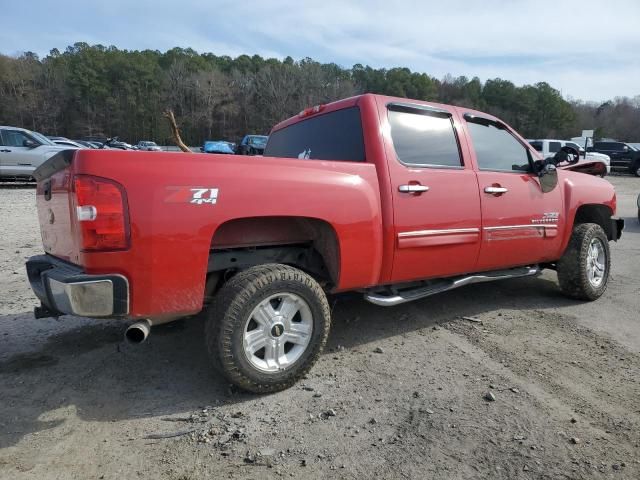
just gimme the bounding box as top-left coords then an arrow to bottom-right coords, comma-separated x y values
364,266 -> 541,307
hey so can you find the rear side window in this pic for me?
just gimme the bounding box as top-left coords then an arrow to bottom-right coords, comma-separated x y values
387,105 -> 462,167
549,141 -> 561,153
264,107 -> 365,162
529,141 -> 542,152
596,142 -> 620,151
466,116 -> 531,172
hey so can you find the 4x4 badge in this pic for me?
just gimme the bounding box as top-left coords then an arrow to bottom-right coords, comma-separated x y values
164,187 -> 219,206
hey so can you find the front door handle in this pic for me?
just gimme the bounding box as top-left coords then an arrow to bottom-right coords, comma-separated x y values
399,184 -> 429,193
0,149 -> 11,153
484,186 -> 508,194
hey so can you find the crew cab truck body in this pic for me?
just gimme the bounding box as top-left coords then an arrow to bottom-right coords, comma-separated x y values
27,94 -> 623,393
587,141 -> 640,177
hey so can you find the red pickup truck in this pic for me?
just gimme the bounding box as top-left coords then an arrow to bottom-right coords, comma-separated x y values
26,94 -> 623,393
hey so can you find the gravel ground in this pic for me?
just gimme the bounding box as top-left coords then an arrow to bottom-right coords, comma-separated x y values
0,176 -> 639,480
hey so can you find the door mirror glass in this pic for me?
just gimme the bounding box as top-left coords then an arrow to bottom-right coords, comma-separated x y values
622,145 -> 629,152
23,139 -> 39,148
534,158 -> 558,193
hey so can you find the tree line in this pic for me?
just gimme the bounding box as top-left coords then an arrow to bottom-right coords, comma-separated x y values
0,42 -> 638,145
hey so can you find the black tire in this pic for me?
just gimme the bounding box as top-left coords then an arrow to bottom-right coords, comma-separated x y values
205,264 -> 330,393
557,223 -> 610,301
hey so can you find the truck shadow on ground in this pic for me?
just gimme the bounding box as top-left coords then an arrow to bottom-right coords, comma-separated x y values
0,274 -> 580,448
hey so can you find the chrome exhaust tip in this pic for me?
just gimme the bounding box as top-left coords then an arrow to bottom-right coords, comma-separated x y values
125,320 -> 151,344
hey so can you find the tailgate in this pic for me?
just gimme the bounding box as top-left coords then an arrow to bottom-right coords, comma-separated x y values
34,150 -> 78,263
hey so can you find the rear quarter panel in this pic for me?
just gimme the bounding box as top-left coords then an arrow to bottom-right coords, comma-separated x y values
71,150 -> 382,319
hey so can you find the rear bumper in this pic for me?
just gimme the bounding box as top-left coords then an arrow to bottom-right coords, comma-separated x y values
26,255 -> 129,318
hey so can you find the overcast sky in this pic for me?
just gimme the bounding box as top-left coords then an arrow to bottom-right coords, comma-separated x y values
2,0 -> 639,102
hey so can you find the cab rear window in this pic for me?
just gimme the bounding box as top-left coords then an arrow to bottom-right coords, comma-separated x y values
264,107 -> 365,162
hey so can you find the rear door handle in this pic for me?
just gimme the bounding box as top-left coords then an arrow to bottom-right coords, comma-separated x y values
0,149 -> 11,153
399,184 -> 429,193
484,186 -> 508,194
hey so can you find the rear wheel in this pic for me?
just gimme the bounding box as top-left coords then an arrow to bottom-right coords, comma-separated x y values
205,264 -> 330,393
557,223 -> 610,300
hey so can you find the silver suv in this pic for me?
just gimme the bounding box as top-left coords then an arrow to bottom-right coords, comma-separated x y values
0,126 -> 77,180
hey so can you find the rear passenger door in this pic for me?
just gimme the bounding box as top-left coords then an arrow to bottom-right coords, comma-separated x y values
382,102 -> 482,283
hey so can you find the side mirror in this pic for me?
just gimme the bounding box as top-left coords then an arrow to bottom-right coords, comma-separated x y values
622,146 -> 630,152
200,146 -> 204,152
23,139 -> 39,148
533,159 -> 558,193
538,163 -> 558,193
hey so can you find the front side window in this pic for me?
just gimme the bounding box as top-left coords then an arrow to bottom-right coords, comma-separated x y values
2,130 -> 31,147
466,117 -> 531,172
387,106 -> 462,167
264,107 -> 365,162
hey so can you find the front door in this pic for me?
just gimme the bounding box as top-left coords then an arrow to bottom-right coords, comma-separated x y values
461,114 -> 565,271
381,102 -> 482,283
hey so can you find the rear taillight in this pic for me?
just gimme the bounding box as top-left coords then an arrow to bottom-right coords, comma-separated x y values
73,175 -> 130,251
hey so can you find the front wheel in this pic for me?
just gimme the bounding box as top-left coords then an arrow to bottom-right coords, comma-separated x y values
557,223 -> 610,301
205,264 -> 331,393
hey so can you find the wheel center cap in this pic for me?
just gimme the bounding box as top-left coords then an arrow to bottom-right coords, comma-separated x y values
271,323 -> 285,338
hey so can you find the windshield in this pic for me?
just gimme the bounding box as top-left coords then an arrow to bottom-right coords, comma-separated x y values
248,136 -> 268,147
31,131 -> 55,145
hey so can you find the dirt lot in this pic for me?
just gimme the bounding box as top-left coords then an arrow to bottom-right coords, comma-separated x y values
1,176 -> 639,480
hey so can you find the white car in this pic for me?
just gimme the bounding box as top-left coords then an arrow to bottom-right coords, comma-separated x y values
136,141 -> 162,151
528,139 -> 611,176
0,126 -> 79,180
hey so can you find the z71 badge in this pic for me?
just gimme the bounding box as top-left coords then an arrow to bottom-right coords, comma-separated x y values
165,187 -> 219,205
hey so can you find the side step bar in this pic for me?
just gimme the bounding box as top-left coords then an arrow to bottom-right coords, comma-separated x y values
364,266 -> 541,307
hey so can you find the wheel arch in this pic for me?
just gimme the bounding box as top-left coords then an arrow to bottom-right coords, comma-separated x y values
572,204 -> 614,240
208,216 -> 341,286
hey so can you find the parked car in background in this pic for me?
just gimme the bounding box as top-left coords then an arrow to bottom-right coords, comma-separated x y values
201,140 -> 235,154
0,126 -> 79,180
528,139 -> 610,176
73,140 -> 99,149
236,135 -> 268,155
136,141 -> 162,151
50,139 -> 88,149
588,141 -> 640,176
109,139 -> 136,150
